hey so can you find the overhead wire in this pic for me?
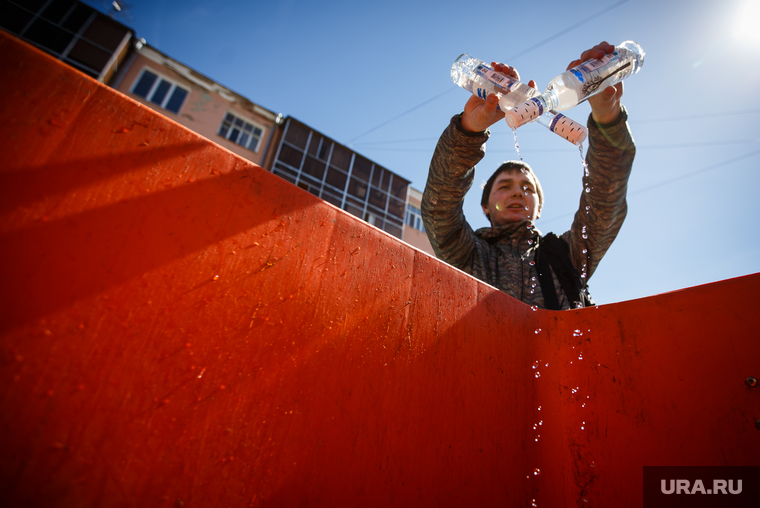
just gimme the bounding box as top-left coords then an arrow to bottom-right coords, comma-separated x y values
347,0 -> 631,144
352,138 -> 760,153
539,148 -> 760,225
352,109 -> 760,150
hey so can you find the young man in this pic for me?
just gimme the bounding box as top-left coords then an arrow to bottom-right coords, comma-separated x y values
421,42 -> 636,310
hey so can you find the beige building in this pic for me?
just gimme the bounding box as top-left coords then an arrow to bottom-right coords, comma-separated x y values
111,42 -> 282,168
404,188 -> 435,256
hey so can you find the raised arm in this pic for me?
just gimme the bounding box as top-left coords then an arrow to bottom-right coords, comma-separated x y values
561,42 -> 636,281
422,63 -> 536,268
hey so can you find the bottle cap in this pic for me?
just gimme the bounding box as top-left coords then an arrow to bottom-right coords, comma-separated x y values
504,98 -> 543,129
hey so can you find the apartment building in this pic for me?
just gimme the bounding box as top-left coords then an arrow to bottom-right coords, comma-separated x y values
110,41 -> 282,169
3,0 -> 433,250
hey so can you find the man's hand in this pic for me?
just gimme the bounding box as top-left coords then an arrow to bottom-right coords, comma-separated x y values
567,42 -> 623,125
460,63 -> 537,133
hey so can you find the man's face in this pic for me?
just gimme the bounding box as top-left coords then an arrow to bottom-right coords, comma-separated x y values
482,169 -> 541,226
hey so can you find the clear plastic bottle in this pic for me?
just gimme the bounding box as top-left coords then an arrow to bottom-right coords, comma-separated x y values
504,41 -> 645,129
451,53 -> 587,145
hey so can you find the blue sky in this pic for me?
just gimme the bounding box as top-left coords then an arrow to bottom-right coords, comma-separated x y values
86,0 -> 760,305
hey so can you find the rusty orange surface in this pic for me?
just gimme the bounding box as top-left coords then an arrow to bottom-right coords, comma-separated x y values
1,32 -> 758,507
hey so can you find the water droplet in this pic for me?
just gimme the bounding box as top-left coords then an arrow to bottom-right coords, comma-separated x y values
537,406 -> 541,411
533,468 -> 541,476
530,305 -> 538,312
529,260 -> 536,266
534,328 -> 541,334
571,387 -> 579,394
544,363 -> 548,367
535,372 -> 540,378
532,361 -> 539,369
512,129 -> 523,161
527,239 -> 534,245
582,403 -> 586,407
213,275 -> 220,281
532,500 -> 538,507
585,205 -> 591,211
578,353 -> 583,360
579,144 -> 589,176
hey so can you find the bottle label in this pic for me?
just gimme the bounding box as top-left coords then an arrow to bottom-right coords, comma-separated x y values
570,53 -> 616,83
569,51 -> 636,99
475,64 -> 515,95
529,97 -> 544,117
549,113 -> 565,132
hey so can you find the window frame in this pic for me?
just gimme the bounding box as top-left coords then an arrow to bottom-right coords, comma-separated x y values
217,111 -> 266,153
130,67 -> 190,115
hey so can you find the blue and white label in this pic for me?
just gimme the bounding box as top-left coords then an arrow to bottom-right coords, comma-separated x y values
549,113 -> 564,132
529,97 -> 544,116
475,64 -> 514,94
570,51 -> 617,84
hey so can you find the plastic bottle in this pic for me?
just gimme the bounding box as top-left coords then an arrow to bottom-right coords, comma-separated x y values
451,54 -> 587,145
504,41 -> 645,130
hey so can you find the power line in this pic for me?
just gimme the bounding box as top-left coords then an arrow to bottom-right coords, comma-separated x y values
540,148 -> 760,225
503,0 -> 630,62
347,0 -> 630,144
636,109 -> 760,124
628,148 -> 760,196
352,107 -> 760,148
355,138 -> 760,153
347,88 -> 455,144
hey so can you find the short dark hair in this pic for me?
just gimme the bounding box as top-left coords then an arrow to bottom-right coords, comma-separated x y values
481,161 -> 544,224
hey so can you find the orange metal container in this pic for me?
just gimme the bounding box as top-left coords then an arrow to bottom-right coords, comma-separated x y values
1,31 -> 758,507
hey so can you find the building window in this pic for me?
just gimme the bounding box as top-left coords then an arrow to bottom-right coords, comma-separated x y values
130,69 -> 189,114
218,113 -> 264,152
406,204 -> 425,232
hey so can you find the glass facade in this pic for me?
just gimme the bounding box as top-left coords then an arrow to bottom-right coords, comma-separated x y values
271,118 -> 409,240
1,0 -> 132,81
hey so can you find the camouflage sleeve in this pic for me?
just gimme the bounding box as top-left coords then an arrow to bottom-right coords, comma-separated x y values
562,106 -> 636,282
421,114 -> 489,270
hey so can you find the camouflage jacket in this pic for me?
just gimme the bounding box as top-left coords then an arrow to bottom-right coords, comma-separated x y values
421,110 -> 635,309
